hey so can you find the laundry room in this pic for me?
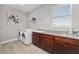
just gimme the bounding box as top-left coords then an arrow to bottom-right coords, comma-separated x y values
0,4 -> 79,54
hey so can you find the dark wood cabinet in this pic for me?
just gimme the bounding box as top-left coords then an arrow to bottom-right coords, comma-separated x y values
32,32 -> 79,54
54,41 -> 67,54
54,36 -> 67,54
32,32 -> 54,53
32,32 -> 40,46
66,43 -> 79,54
66,39 -> 79,54
39,34 -> 54,53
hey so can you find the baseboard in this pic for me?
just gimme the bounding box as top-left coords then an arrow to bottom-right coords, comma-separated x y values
0,38 -> 18,44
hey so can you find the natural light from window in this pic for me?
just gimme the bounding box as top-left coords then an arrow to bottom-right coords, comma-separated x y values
52,4 -> 71,27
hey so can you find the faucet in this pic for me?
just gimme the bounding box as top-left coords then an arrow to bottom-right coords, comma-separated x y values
72,28 -> 79,35
72,31 -> 79,34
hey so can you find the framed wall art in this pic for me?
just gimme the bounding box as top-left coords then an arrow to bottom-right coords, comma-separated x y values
8,11 -> 21,25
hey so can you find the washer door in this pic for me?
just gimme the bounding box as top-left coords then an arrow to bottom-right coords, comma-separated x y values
22,33 -> 25,39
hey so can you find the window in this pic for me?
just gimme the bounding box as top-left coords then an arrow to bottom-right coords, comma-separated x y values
52,5 -> 71,27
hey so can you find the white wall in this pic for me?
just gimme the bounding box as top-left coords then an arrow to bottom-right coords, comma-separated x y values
0,5 -> 27,42
0,4 -> 79,42
27,4 -> 79,33
72,4 -> 79,30
28,5 -> 70,31
28,5 -> 52,30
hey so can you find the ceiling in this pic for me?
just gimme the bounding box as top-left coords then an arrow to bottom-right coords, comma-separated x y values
4,4 -> 43,13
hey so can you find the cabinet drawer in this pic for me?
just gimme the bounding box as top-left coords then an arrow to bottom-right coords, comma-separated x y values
55,36 -> 66,43
40,33 -> 54,39
32,32 -> 39,36
55,40 -> 66,46
66,38 -> 79,46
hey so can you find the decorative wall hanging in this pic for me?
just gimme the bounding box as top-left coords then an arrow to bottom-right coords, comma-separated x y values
31,17 -> 37,24
32,17 -> 36,21
8,11 -> 21,25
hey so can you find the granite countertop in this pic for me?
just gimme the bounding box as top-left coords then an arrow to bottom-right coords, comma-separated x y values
33,30 -> 79,40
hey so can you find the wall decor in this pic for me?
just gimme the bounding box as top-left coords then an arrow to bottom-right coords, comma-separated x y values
8,11 -> 21,25
32,17 -> 36,21
31,17 -> 37,24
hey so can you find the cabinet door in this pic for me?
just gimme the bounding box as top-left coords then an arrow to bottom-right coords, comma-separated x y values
44,37 -> 54,53
55,36 -> 67,54
39,36 -> 45,49
66,38 -> 79,54
39,33 -> 54,53
32,32 -> 39,46
67,44 -> 79,54
40,36 -> 54,53
54,40 -> 67,54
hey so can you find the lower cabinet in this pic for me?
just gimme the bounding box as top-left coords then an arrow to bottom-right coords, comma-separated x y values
32,32 -> 79,54
32,32 -> 39,46
66,39 -> 79,54
54,41 -> 67,54
54,36 -> 67,54
32,32 -> 54,53
40,36 -> 54,53
66,44 -> 79,54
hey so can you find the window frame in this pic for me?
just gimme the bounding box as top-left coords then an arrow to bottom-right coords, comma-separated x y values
51,4 -> 72,28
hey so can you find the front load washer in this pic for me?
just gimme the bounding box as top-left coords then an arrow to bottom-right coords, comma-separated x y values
18,29 -> 34,45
